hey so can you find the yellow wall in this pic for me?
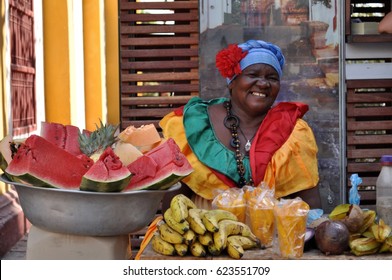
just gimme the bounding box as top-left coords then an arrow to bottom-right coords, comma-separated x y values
83,0 -> 106,131
105,0 -> 120,127
42,0 -> 72,124
42,0 -> 119,130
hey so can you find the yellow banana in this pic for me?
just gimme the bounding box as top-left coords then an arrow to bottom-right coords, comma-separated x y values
213,219 -> 258,251
371,219 -> 392,243
198,232 -> 214,246
164,208 -> 190,235
157,220 -> 185,244
187,208 -> 207,235
226,240 -> 244,259
349,237 -> 381,256
151,233 -> 176,256
227,235 -> 258,250
174,243 -> 188,256
170,194 -> 197,223
226,235 -> 258,259
183,229 -> 197,245
189,240 -> 206,257
202,209 -> 238,233
207,243 -> 222,256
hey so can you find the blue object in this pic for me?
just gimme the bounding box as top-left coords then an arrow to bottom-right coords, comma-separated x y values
349,174 -> 362,205
307,208 -> 324,226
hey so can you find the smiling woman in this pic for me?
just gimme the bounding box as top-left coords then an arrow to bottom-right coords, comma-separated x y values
159,40 -> 321,211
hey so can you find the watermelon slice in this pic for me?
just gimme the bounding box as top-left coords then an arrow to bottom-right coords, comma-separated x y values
40,121 -> 87,156
80,147 -> 132,192
5,135 -> 92,189
125,138 -> 193,191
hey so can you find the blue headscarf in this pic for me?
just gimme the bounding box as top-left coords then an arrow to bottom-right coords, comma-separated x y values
227,40 -> 285,84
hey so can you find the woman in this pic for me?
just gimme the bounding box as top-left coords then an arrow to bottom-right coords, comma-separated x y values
160,40 -> 321,209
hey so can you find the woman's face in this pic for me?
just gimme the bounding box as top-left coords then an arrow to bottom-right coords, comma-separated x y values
229,63 -> 280,117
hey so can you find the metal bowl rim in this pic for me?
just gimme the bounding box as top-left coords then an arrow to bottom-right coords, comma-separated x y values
0,173 -> 181,196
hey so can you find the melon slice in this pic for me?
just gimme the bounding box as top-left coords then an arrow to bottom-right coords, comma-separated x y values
113,140 -> 143,165
40,121 -> 84,156
80,147 -> 132,192
0,135 -> 13,172
118,124 -> 161,147
5,135 -> 91,189
125,138 -> 193,191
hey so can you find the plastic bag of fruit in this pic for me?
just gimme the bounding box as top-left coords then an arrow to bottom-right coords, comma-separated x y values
273,197 -> 310,258
212,187 -> 246,223
244,184 -> 276,248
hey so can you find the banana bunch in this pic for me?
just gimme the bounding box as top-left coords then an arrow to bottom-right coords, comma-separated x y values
151,194 -> 260,259
348,211 -> 392,256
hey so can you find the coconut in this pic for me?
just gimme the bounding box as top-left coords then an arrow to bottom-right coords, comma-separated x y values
315,220 -> 350,255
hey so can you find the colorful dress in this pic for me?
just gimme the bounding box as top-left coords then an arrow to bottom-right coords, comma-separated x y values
159,97 -> 319,200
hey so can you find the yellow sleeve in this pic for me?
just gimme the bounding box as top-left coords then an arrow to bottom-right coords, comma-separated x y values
159,112 -> 229,199
263,119 -> 319,198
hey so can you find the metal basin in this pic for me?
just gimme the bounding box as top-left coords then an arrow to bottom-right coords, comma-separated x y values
0,174 -> 180,236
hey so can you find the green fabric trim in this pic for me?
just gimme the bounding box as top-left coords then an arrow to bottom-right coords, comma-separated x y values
183,97 -> 252,184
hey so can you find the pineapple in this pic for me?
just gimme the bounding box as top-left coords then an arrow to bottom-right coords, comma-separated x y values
78,120 -> 119,160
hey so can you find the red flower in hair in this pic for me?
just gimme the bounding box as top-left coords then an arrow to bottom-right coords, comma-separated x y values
216,44 -> 248,79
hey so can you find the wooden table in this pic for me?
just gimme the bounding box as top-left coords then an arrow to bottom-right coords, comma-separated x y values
139,243 -> 392,260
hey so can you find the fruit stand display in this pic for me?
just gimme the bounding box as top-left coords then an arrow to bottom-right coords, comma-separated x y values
0,121 -> 391,260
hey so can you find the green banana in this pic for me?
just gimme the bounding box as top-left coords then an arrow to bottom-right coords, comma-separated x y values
187,208 -> 207,235
174,243 -> 188,256
170,194 -> 196,223
157,220 -> 185,244
164,208 -> 190,235
189,240 -> 206,257
202,209 -> 238,233
349,237 -> 381,256
213,219 -> 258,251
151,233 -> 176,256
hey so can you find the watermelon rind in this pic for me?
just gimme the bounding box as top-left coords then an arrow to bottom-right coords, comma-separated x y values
80,174 -> 132,192
79,147 -> 133,192
124,173 -> 188,191
3,171 -> 58,188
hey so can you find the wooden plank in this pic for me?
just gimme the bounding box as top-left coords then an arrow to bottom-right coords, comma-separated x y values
346,79 -> 392,88
347,120 -> 392,131
121,72 -> 199,82
346,106 -> 392,117
121,60 -> 199,70
120,1 -> 198,10
347,148 -> 392,158
120,48 -> 199,58
120,10 -> 198,22
121,107 -> 177,118
347,162 -> 382,172
121,37 -> 199,46
120,23 -> 199,34
121,84 -> 199,94
121,120 -> 161,129
121,96 -> 192,105
347,134 -> 392,145
347,92 -> 392,103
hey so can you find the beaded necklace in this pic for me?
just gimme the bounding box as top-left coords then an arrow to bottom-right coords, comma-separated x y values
223,101 -> 254,187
